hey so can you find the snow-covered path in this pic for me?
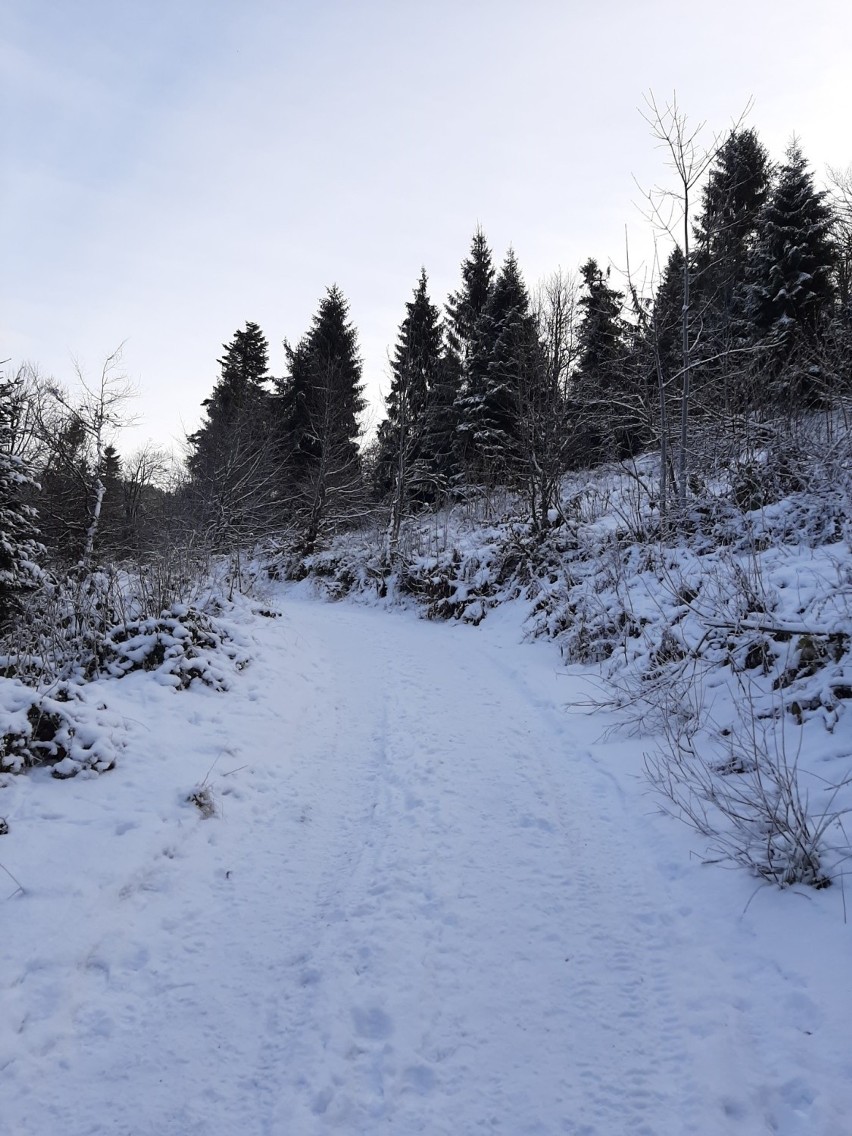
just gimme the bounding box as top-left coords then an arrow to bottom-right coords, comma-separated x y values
3,593 -> 851,1135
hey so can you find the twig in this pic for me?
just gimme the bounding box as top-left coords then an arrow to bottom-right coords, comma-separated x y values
0,861 -> 25,898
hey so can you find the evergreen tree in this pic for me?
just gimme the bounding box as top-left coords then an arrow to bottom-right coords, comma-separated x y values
694,128 -> 771,312
687,129 -> 772,412
419,352 -> 461,491
576,259 -> 627,383
279,286 -> 366,549
375,269 -> 445,508
188,321 -> 271,477
187,322 -> 276,546
573,259 -> 633,461
743,141 -> 837,383
651,247 -> 686,384
445,227 -> 495,366
218,321 -> 269,399
455,249 -> 543,481
445,228 -> 496,482
97,444 -> 127,556
638,247 -> 688,495
0,376 -> 43,628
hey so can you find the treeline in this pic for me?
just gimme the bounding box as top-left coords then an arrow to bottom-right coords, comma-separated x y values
183,124 -> 852,559
1,115 -> 851,627
0,355 -> 175,563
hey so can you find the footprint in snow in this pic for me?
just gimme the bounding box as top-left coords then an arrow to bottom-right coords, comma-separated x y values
351,1006 -> 393,1040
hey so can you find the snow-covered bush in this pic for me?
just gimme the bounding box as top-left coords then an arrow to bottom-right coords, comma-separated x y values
645,671 -> 850,889
274,496 -> 579,625
0,548 -> 257,780
0,554 -> 252,689
102,605 -> 249,690
542,457 -> 852,888
0,678 -> 121,777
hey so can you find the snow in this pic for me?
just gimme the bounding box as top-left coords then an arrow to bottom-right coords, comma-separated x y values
2,588 -> 852,1134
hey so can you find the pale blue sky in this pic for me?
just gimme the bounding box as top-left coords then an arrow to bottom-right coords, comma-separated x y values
4,0 -> 851,453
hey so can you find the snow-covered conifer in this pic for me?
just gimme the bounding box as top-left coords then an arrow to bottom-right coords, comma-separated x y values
0,375 -> 44,628
743,142 -> 836,357
278,286 -> 366,549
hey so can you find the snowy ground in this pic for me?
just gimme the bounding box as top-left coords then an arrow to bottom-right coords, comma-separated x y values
2,589 -> 852,1135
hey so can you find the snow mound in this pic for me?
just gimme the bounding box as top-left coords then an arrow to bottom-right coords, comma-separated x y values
0,679 -> 121,776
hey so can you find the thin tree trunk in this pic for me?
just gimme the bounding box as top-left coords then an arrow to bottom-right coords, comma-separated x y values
655,343 -> 669,527
678,191 -> 691,509
82,475 -> 105,563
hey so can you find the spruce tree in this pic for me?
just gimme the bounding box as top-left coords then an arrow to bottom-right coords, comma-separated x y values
97,444 -> 127,556
446,228 -> 495,360
189,321 -> 271,469
694,128 -> 771,312
187,321 -> 276,546
743,141 -> 837,390
279,286 -> 366,549
375,269 -> 445,507
0,376 -> 43,629
576,260 -> 627,383
420,353 -> 461,492
573,259 -> 632,461
445,228 -> 496,482
455,249 -> 543,482
651,247 -> 686,384
688,129 -> 772,412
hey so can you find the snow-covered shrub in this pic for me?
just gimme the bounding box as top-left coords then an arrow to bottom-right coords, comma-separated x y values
0,568 -> 120,684
509,441 -> 852,888
0,552 -> 253,690
292,518 -> 517,618
187,783 -> 216,818
0,543 -> 264,786
400,543 -> 502,621
102,605 -> 249,690
0,679 -> 121,777
645,691 -> 841,889
121,545 -> 217,618
306,546 -> 387,601
0,565 -> 167,684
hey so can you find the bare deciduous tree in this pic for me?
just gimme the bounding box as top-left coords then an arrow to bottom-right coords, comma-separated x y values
826,163 -> 852,310
638,93 -> 747,509
533,268 -> 579,399
34,347 -> 137,564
